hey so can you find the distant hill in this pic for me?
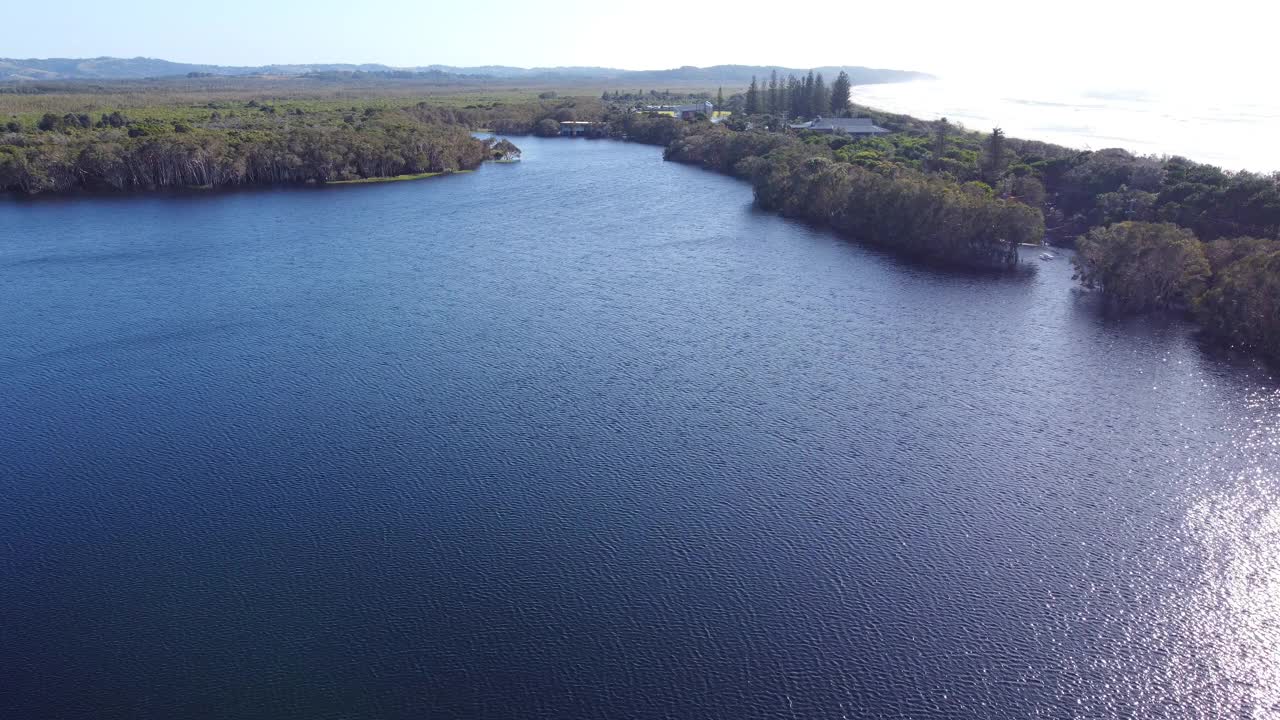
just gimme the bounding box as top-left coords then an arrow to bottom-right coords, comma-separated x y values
0,57 -> 256,80
0,57 -> 931,86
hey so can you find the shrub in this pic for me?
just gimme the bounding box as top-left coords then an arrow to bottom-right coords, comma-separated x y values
1073,222 -> 1210,311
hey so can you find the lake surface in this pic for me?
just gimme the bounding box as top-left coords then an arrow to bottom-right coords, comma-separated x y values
2,136 -> 1279,720
852,78 -> 1280,172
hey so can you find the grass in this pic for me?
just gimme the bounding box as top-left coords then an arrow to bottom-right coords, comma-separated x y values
326,170 -> 469,185
0,81 -> 559,126
652,109 -> 732,118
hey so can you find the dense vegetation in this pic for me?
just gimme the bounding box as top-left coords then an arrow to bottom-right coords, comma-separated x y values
4,74 -> 1279,363
1073,222 -> 1210,312
0,100 -> 508,193
660,122 -> 1040,268
1197,240 -> 1280,360
603,88 -> 1280,359
741,70 -> 851,119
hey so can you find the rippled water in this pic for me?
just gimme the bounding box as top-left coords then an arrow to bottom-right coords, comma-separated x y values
2,136 -> 1278,719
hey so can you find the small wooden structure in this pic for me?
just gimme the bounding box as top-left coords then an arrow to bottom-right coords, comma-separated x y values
558,121 -> 598,136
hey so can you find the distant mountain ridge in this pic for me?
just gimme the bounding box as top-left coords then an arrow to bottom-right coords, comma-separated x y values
0,57 -> 931,86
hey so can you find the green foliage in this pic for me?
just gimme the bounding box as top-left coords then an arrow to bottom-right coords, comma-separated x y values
0,104 -> 504,193
5,75 -> 1280,363
745,76 -> 761,115
1092,186 -> 1157,226
1197,245 -> 1280,360
1073,222 -> 1210,312
1205,235 -> 1277,274
830,72 -> 851,116
666,125 -> 1042,269
490,138 -> 521,161
929,118 -> 949,171
1011,175 -> 1046,206
983,128 -> 1006,185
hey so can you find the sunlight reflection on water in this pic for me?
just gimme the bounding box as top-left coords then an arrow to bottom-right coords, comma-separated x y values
1181,389 -> 1280,717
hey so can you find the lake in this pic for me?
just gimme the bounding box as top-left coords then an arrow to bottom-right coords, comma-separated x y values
2,136 -> 1278,720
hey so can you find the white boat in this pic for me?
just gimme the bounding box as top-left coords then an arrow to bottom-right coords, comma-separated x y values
1039,252 -> 1055,261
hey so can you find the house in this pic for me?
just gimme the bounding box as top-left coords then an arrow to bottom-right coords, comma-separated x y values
674,101 -> 714,120
789,116 -> 889,136
558,121 -> 597,136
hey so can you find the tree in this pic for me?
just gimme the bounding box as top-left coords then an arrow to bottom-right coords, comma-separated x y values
813,73 -> 828,118
1073,222 -> 1210,312
1197,246 -> 1280,361
716,87 -> 724,111
767,70 -> 780,115
745,76 -> 761,115
801,71 -> 816,117
931,117 -> 949,171
534,118 -> 561,137
830,71 -> 851,116
490,138 -> 522,161
983,127 -> 1006,184
787,75 -> 803,118
1012,175 -> 1046,206
4,120 -> 20,133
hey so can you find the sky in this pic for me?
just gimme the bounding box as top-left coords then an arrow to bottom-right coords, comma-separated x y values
6,0 -> 1275,95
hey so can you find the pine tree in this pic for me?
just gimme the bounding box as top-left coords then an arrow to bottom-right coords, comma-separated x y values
830,71 -> 852,116
802,71 -> 816,117
767,70 -> 780,114
984,127 -> 1007,185
931,117 -> 950,171
745,76 -> 761,115
787,75 -> 803,118
813,73 -> 828,118
716,86 -> 724,111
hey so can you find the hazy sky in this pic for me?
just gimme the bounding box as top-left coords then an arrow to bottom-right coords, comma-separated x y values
8,0 -> 1273,92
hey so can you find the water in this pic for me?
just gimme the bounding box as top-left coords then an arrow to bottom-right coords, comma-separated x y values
2,136 -> 1278,720
852,78 -> 1280,173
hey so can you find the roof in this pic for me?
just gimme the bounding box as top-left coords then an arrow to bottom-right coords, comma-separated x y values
804,117 -> 889,134
675,102 -> 714,113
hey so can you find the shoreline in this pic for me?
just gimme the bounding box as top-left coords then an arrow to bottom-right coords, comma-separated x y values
326,170 -> 469,185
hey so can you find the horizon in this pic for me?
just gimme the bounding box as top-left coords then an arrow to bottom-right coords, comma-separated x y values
1,55 -> 933,74
8,0 -> 1275,97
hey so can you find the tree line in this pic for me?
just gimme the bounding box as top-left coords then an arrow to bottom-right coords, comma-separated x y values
812,108 -> 1280,362
621,113 -> 1041,269
0,103 -> 509,193
580,95 -> 1280,362
1072,223 -> 1279,361
744,70 -> 852,119
6,85 -> 1278,363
